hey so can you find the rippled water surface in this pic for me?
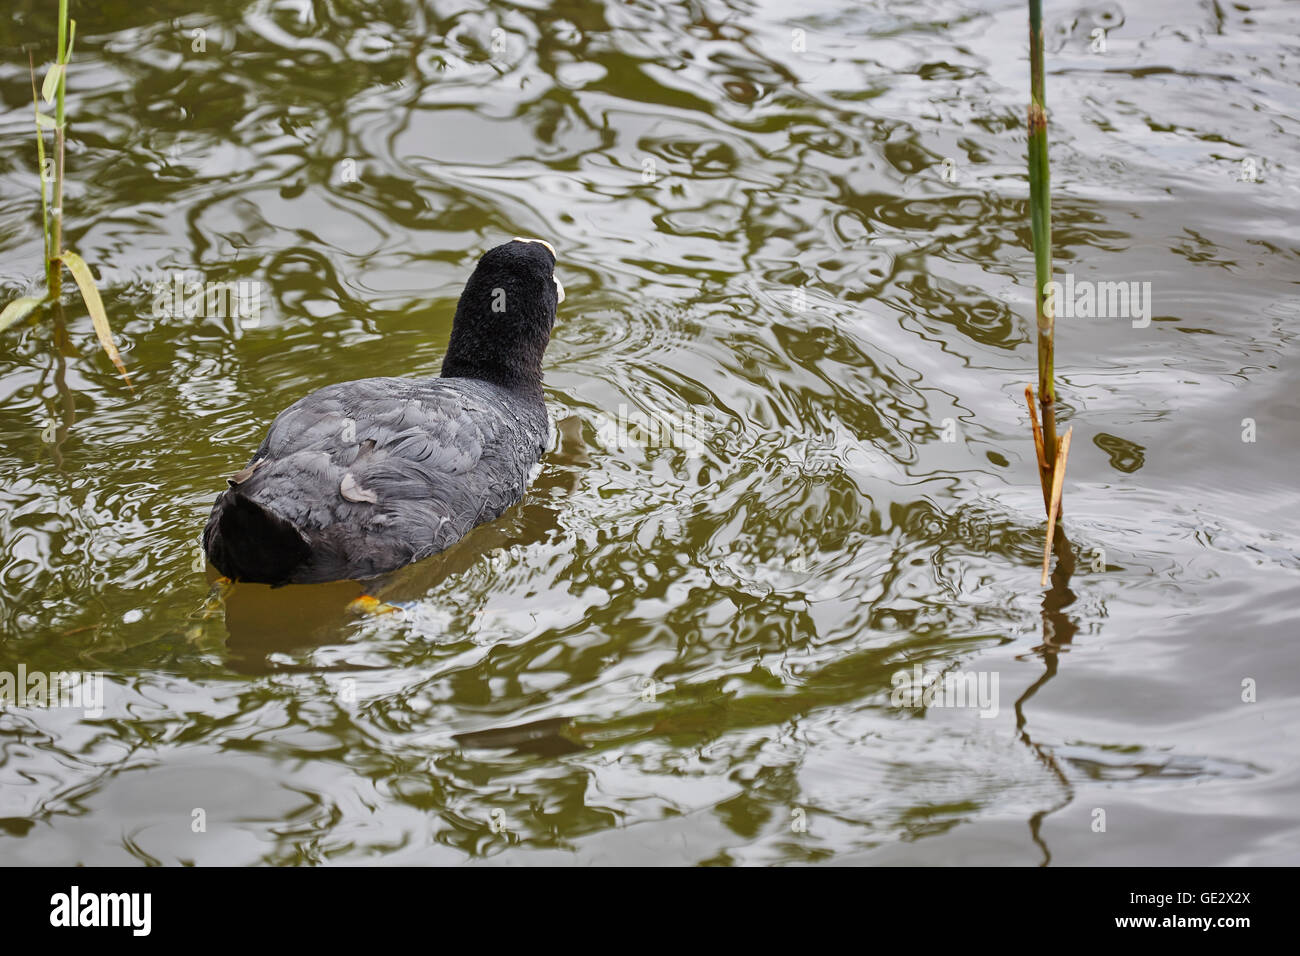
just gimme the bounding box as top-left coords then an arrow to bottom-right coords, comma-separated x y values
2,0 -> 1298,865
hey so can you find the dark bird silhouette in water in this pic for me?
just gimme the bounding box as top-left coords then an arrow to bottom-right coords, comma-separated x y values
203,238 -> 563,586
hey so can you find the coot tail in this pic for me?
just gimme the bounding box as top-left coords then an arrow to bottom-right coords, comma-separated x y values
204,491 -> 311,586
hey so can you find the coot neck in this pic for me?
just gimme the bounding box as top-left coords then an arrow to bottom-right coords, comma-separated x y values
439,357 -> 545,405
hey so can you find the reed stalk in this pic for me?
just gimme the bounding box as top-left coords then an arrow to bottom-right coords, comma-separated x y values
30,56 -> 51,287
50,0 -> 69,299
1,2 -> 128,384
1028,0 -> 1057,501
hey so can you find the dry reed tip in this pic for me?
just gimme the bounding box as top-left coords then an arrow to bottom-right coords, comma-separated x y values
1040,426 -> 1074,586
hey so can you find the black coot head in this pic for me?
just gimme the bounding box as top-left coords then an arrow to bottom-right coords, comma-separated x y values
440,238 -> 563,399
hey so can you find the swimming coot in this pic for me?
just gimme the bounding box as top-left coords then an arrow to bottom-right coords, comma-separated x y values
202,238 -> 563,585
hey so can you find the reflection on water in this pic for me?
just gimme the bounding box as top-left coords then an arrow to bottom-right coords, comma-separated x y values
1,0 -> 1299,865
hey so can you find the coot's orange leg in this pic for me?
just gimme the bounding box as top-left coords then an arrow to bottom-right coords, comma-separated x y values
347,595 -> 402,616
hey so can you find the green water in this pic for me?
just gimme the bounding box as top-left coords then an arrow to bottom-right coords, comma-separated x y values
1,0 -> 1298,864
